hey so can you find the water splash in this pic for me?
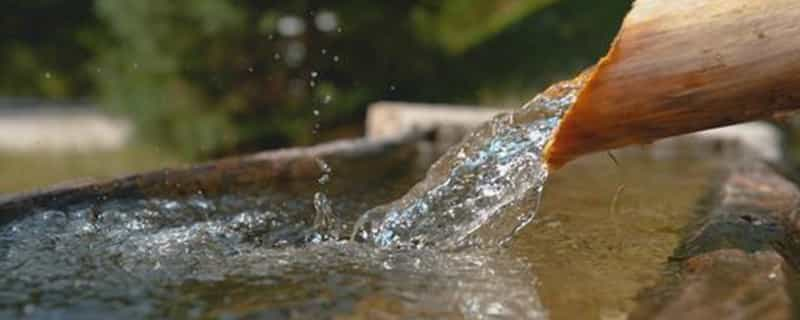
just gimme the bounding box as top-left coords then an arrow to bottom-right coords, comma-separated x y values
313,191 -> 337,238
353,79 -> 583,249
0,194 -> 545,319
0,76 -> 587,318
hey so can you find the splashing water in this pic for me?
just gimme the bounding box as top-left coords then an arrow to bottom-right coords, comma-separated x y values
0,194 -> 545,319
353,79 -> 583,249
0,75 -> 590,318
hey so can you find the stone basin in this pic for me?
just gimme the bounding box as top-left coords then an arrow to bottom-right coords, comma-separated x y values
0,103 -> 797,319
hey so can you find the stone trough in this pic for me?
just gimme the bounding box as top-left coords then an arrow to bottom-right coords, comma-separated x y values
630,162 -> 800,319
0,133 -> 424,225
1,102 -> 799,319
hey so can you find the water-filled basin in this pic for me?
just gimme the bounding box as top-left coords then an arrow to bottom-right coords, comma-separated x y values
0,139 -> 728,319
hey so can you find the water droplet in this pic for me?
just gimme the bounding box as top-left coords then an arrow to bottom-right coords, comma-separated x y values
273,53 -> 282,60
44,72 -> 52,79
316,158 -> 331,171
315,158 -> 332,185
309,80 -> 316,88
323,95 -> 332,104
333,56 -> 340,63
313,192 -> 336,235
311,71 -> 319,78
321,49 -> 328,55
389,85 -> 396,91
248,67 -> 254,73
313,109 -> 320,116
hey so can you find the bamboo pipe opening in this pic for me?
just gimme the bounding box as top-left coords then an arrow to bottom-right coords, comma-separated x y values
544,0 -> 800,168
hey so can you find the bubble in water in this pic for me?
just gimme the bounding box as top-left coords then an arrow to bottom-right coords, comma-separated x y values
333,56 -> 340,63
311,71 -> 319,78
313,109 -> 320,116
323,95 -> 333,104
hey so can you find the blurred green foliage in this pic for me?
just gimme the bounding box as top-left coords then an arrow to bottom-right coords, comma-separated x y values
413,0 -> 560,53
0,0 -> 630,158
0,1 -> 101,98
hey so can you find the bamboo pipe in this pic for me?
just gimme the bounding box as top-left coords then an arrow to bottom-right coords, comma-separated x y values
544,0 -> 800,168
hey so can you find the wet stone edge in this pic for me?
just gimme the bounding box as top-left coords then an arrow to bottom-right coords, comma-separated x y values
630,161 -> 800,320
0,133 -> 428,226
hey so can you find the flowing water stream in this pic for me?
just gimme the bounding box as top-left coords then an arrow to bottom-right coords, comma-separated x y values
0,148 -> 551,319
353,79 -> 583,249
0,75 -> 719,319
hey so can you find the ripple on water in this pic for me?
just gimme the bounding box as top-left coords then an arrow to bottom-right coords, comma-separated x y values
0,78 -> 583,318
0,195 -> 545,319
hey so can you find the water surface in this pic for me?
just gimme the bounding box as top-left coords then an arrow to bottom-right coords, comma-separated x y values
515,150 -> 718,319
0,147 -> 548,319
0,79 -> 728,318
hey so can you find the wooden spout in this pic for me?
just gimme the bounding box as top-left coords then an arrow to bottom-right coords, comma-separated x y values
544,0 -> 800,168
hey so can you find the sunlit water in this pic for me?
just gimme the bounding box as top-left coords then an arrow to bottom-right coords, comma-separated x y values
353,80 -> 582,249
0,78 -> 579,318
0,191 -> 544,319
0,75 -> 721,319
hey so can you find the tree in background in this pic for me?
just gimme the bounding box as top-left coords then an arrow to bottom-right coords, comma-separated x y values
0,0 -> 629,158
0,0 -> 100,98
